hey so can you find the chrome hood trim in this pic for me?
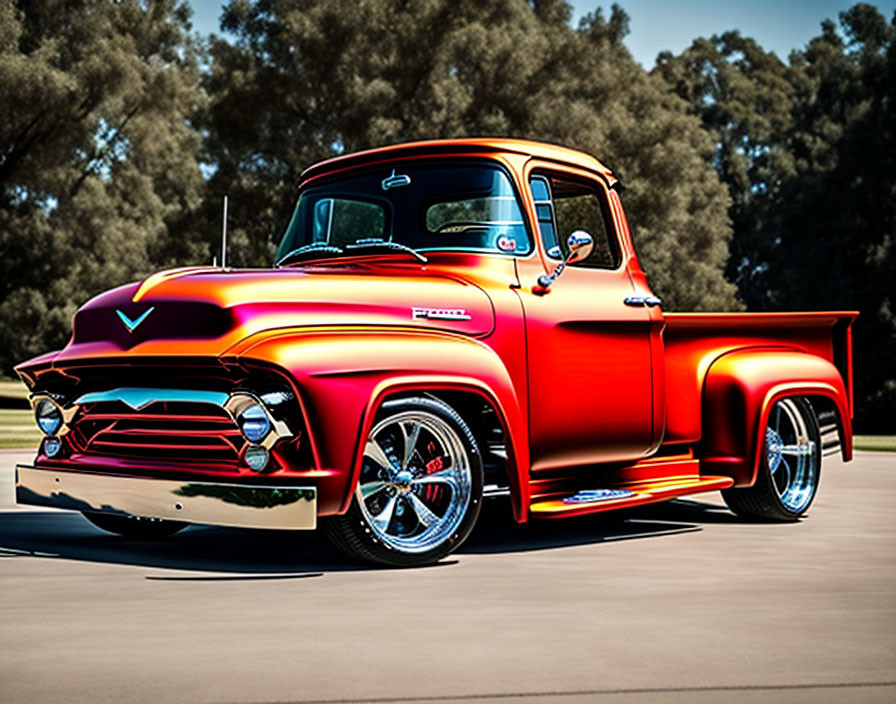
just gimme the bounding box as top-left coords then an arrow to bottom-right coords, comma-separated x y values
74,387 -> 229,411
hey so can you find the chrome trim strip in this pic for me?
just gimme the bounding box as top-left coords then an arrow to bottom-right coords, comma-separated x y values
820,422 -> 841,457
75,388 -> 229,411
483,484 -> 511,498
16,466 -> 317,530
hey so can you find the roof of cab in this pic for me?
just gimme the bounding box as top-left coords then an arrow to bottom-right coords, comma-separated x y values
299,138 -> 615,185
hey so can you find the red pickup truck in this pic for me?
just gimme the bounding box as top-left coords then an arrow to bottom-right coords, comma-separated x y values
15,139 -> 856,566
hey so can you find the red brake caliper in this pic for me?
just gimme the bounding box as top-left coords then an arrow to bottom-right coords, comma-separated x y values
424,441 -> 443,502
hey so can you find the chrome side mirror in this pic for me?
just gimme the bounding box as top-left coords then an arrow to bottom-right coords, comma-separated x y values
536,230 -> 594,290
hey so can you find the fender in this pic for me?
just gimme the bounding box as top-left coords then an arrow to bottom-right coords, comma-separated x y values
700,347 -> 852,486
227,326 -> 529,519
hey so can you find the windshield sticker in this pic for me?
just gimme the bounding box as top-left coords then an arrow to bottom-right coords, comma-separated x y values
496,235 -> 517,252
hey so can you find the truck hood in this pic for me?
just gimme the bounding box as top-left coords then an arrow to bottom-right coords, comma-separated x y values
53,264 -> 495,362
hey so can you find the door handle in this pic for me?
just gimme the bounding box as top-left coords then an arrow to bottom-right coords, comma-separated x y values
624,295 -> 663,308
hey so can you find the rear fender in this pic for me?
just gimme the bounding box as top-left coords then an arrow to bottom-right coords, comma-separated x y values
231,328 -> 528,519
700,348 -> 852,486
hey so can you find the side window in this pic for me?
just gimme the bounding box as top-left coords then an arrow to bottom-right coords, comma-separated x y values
529,174 -> 619,269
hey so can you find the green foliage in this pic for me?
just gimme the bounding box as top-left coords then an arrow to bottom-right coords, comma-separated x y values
0,0 -> 206,370
1,1 -> 740,378
655,3 -> 896,431
7,0 -> 889,431
202,0 -> 738,310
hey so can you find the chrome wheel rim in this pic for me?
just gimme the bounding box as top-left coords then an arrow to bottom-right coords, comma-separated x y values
765,399 -> 818,513
357,410 -> 472,554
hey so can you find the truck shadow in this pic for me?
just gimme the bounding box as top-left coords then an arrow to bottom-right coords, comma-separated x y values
0,511 -> 345,577
0,497 -> 739,574
461,496 -> 739,554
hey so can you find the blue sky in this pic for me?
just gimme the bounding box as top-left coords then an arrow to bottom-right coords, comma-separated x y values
186,1 -> 896,67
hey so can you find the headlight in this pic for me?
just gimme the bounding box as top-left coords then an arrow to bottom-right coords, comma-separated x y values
244,444 -> 269,471
35,398 -> 63,436
43,436 -> 62,457
237,403 -> 272,442
225,391 -> 292,451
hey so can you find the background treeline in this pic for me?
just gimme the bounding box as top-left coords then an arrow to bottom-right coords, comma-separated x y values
1,0 -> 893,432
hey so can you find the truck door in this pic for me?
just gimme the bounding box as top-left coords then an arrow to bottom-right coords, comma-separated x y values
517,170 -> 657,472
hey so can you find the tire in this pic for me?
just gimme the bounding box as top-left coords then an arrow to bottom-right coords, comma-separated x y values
325,397 -> 483,567
82,511 -> 187,539
722,397 -> 821,520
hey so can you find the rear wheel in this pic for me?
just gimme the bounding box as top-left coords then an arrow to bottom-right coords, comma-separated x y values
722,397 -> 821,520
82,512 -> 187,539
325,397 -> 483,567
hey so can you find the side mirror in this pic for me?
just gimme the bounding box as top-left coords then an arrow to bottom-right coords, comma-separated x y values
536,230 -> 594,291
565,230 -> 594,264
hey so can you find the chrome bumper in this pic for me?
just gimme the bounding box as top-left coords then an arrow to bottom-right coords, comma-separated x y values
15,465 -> 316,530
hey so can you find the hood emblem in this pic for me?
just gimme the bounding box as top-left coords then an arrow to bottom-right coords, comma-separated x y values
116,307 -> 155,333
411,307 -> 471,321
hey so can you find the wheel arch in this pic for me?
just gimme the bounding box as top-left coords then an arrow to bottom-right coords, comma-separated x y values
355,377 -> 528,522
699,347 -> 852,487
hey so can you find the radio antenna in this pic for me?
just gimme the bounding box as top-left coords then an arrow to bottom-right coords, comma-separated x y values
221,195 -> 228,269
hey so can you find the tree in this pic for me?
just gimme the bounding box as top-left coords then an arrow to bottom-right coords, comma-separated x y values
655,4 -> 896,431
202,0 -> 739,310
779,5 -> 896,431
0,0 -> 205,372
654,32 -> 794,309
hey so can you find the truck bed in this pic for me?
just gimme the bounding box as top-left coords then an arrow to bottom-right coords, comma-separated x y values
661,311 -> 856,446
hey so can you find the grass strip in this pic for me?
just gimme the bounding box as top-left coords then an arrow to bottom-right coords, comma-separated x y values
853,435 -> 896,452
0,409 -> 41,449
0,380 -> 28,400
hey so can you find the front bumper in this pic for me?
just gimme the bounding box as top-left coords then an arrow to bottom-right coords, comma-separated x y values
16,465 -> 317,530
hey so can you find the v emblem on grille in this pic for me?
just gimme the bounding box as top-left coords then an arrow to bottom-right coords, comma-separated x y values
116,307 -> 155,333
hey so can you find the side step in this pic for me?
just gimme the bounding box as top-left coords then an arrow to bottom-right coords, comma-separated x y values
529,475 -> 735,519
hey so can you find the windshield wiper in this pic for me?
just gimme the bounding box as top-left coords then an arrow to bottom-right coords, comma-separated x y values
344,238 -> 427,263
276,243 -> 344,267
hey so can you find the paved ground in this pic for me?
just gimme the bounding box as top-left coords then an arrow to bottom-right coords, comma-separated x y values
0,450 -> 894,704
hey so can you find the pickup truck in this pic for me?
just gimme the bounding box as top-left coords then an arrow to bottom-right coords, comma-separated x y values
15,139 -> 856,566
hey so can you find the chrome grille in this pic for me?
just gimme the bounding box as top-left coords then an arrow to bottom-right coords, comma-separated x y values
69,400 -> 246,468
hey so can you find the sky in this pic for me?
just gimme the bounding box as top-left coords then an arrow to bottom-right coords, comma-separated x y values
186,0 -> 896,68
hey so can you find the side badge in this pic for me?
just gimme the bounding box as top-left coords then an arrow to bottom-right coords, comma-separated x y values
411,308 -> 472,321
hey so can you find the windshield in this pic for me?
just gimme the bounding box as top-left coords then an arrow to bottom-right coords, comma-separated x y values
276,163 -> 531,263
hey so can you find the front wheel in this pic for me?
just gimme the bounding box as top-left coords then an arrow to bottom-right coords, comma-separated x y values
325,397 -> 483,567
722,397 -> 821,520
82,511 -> 187,539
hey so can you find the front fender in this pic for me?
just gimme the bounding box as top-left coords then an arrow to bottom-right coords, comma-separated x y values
700,347 -> 852,486
227,327 -> 528,518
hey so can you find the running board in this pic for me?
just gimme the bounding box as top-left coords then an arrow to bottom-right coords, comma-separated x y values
529,475 -> 735,519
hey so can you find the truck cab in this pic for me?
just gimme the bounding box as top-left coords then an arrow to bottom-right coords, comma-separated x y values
15,139 -> 855,566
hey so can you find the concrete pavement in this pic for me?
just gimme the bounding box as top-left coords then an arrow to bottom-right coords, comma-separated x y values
1,449 -> 894,703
